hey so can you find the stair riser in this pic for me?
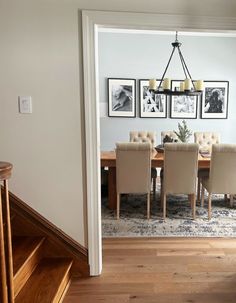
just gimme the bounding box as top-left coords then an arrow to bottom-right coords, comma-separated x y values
14,243 -> 43,297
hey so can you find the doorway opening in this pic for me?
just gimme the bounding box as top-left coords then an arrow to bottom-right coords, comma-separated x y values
82,10 -> 236,275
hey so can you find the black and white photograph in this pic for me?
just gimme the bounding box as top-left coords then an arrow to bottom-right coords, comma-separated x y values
108,78 -> 136,117
201,81 -> 229,119
170,95 -> 198,119
139,80 -> 167,118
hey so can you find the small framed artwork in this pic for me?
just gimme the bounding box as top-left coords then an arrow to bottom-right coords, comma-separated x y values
201,81 -> 229,119
108,78 -> 136,117
139,79 -> 167,118
170,80 -> 198,119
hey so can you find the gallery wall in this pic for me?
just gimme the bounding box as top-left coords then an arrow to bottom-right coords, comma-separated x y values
99,31 -> 236,150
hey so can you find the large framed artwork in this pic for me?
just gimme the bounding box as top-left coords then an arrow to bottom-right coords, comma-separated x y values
170,80 -> 198,119
201,81 -> 229,119
108,78 -> 136,117
139,79 -> 167,118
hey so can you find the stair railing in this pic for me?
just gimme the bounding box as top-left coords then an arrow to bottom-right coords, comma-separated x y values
0,162 -> 14,303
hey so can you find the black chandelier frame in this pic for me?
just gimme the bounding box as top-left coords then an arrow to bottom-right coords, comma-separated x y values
150,32 -> 202,96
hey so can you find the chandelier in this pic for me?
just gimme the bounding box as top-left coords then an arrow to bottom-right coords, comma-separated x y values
149,32 -> 204,96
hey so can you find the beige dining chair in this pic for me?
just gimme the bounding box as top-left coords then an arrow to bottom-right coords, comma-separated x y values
129,131 -> 157,198
162,143 -> 199,220
201,144 -> 236,220
116,142 -> 152,219
194,132 -> 220,203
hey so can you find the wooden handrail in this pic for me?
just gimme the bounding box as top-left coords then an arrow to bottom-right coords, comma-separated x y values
0,162 -> 13,303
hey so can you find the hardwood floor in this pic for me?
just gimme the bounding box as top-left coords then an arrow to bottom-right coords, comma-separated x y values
64,238 -> 236,303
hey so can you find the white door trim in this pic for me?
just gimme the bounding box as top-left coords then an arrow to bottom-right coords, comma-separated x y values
82,10 -> 236,276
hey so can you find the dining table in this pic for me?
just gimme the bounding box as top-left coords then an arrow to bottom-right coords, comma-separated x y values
101,150 -> 211,210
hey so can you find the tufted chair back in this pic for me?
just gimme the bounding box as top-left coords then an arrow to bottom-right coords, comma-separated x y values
116,142 -> 152,194
161,131 -> 178,143
129,131 -> 156,149
164,143 -> 199,194
207,144 -> 236,194
194,132 -> 220,152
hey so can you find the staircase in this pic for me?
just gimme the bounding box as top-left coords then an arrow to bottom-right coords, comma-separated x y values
0,162 -> 80,303
13,236 -> 73,302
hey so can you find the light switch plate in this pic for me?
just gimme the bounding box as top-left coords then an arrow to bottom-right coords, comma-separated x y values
18,96 -> 32,114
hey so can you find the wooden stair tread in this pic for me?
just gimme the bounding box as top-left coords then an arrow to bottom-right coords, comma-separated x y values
15,258 -> 73,303
13,236 -> 45,275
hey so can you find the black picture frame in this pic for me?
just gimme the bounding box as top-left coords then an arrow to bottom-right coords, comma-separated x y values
108,78 -> 136,117
170,80 -> 198,119
139,79 -> 167,118
200,81 -> 229,119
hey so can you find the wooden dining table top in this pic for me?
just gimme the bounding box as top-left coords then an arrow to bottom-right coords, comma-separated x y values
101,150 -> 211,169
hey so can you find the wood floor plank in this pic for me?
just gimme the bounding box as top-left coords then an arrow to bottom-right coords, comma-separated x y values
64,238 -> 236,303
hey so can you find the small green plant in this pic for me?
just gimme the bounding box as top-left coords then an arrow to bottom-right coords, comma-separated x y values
174,120 -> 192,142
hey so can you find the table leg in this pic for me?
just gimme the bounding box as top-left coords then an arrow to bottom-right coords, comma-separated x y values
108,167 -> 117,210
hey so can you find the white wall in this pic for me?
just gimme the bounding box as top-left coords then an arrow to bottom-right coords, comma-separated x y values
1,0 -> 236,248
99,32 -> 236,150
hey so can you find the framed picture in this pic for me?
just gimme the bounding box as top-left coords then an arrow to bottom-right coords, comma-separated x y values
108,78 -> 136,117
201,81 -> 229,119
170,80 -> 198,119
139,79 -> 167,118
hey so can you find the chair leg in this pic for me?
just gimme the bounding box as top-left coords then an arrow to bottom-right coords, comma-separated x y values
160,178 -> 164,209
197,178 -> 201,202
147,193 -> 150,219
230,195 -> 234,208
163,194 -> 166,220
208,193 -> 212,220
152,177 -> 156,200
117,194 -> 120,220
201,186 -> 205,207
191,194 -> 196,220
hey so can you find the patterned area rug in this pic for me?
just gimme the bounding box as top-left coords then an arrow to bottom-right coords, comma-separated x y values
102,191 -> 236,237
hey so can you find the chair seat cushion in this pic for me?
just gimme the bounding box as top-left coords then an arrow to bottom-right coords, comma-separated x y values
151,167 -> 157,178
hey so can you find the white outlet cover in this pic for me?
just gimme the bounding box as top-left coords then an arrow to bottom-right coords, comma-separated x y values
18,96 -> 32,114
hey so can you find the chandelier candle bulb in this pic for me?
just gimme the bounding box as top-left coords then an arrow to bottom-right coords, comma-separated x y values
163,78 -> 171,90
149,79 -> 157,90
184,78 -> 191,91
196,80 -> 204,91
180,82 -> 185,92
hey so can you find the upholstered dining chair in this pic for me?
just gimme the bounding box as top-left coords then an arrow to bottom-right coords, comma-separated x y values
162,143 -> 199,220
116,142 -> 152,219
129,131 -> 157,198
201,144 -> 236,220
194,132 -> 220,203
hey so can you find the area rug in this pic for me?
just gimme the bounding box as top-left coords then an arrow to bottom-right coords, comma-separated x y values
102,192 -> 236,237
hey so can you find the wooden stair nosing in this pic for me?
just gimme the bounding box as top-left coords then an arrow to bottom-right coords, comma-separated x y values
15,258 -> 73,303
13,236 -> 45,297
58,279 -> 71,303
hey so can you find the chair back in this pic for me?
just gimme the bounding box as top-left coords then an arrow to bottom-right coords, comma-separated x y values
164,143 -> 199,194
116,142 -> 152,194
130,131 -> 156,149
161,131 -> 178,143
209,144 -> 236,194
194,132 -> 220,152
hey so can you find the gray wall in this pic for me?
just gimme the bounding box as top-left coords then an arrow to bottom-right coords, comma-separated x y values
99,32 -> 236,150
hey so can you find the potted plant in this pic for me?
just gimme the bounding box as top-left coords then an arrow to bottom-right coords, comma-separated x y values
174,120 -> 192,143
